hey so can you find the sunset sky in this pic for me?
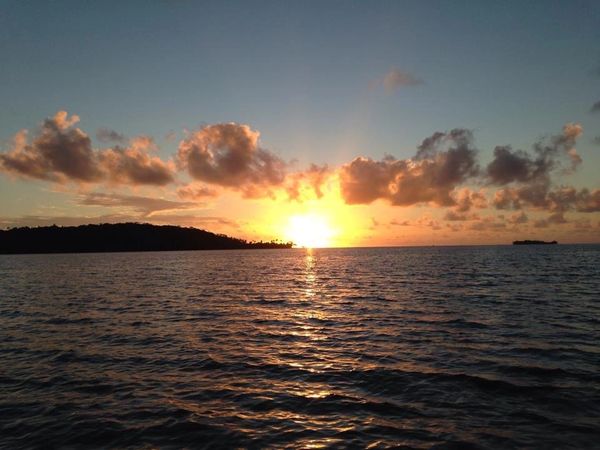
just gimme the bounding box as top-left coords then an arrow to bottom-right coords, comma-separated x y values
1,0 -> 599,246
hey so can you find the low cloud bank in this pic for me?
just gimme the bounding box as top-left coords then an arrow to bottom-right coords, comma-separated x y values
1,111 -> 599,233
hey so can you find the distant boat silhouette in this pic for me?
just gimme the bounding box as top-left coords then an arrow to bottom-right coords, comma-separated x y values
0,223 -> 293,254
513,240 -> 558,245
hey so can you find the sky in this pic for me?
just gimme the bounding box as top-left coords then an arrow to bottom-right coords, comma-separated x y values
1,0 -> 599,246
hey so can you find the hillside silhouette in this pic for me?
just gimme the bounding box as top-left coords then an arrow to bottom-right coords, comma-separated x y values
0,223 -> 293,254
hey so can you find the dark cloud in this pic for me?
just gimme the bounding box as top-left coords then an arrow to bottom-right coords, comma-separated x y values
486,124 -> 586,220
492,185 -> 600,215
575,188 -> 600,212
177,123 -> 286,192
78,192 -> 196,216
486,146 -> 533,185
443,190 -> 487,221
444,210 -> 472,221
491,185 -> 551,211
548,212 -> 568,224
486,123 -> 582,185
533,212 -> 568,229
590,100 -> 600,114
0,112 -> 175,186
340,129 -> 479,206
96,128 -> 127,144
380,68 -> 423,92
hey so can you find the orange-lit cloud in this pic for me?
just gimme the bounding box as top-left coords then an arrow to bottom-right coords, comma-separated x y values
99,136 -> 175,186
176,184 -> 219,201
339,129 -> 478,206
0,111 -> 175,186
0,112 -> 102,183
285,164 -> 331,201
177,123 -> 286,194
1,111 -> 599,244
78,192 -> 197,216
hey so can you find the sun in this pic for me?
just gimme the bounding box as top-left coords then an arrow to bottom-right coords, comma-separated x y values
284,213 -> 335,248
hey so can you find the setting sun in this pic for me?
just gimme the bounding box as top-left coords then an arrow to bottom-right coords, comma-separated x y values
284,213 -> 335,248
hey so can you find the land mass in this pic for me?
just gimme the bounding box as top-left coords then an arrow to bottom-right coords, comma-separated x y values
513,240 -> 558,245
0,223 -> 293,254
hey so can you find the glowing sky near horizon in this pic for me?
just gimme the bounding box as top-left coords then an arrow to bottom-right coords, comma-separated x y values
1,0 -> 599,246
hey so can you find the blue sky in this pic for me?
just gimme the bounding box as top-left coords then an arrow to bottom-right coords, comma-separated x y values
1,0 -> 599,244
2,1 -> 599,160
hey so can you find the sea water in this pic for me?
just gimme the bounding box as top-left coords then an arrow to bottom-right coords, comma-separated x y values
1,245 -> 599,448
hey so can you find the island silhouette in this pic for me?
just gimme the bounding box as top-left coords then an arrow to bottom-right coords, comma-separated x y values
0,223 -> 293,254
513,240 -> 558,245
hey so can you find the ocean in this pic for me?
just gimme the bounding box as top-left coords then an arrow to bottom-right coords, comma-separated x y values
1,245 -> 599,448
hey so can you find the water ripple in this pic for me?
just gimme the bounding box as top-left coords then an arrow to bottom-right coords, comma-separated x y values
1,245 -> 599,448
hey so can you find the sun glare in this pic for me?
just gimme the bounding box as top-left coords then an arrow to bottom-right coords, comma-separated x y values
285,213 -> 334,248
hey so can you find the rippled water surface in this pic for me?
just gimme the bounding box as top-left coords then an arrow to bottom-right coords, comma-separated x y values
1,245 -> 600,449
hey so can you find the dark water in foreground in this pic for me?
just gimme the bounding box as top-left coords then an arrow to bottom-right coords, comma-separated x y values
1,246 -> 599,449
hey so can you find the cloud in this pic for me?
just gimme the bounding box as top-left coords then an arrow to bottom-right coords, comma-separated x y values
2,113 -> 599,237
443,189 -> 487,221
78,192 -> 197,216
0,213 -> 238,230
590,100 -> 600,114
486,123 -> 583,186
0,111 -> 102,183
339,129 -> 479,206
380,68 -> 423,92
96,128 -> 127,144
99,136 -> 175,186
285,164 -> 330,201
573,218 -> 592,230
492,185 -> 600,214
387,216 -> 442,229
444,210 -> 476,221
177,123 -> 286,193
467,216 -> 507,231
485,124 -> 586,219
533,212 -> 568,229
486,146 -> 533,185
574,188 -> 600,212
0,111 -> 175,186
507,211 -> 528,224
177,184 -> 219,200
390,219 -> 411,226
